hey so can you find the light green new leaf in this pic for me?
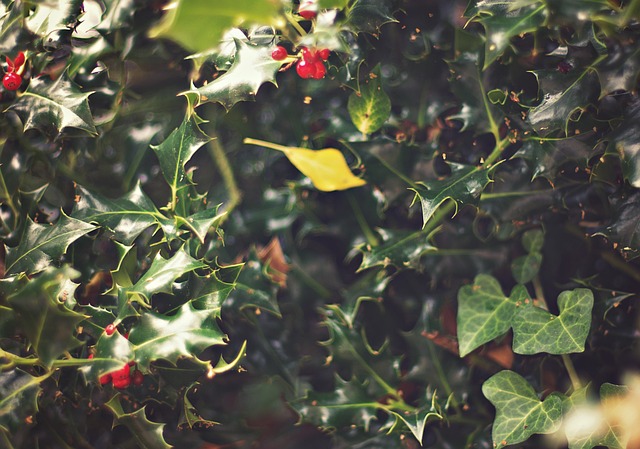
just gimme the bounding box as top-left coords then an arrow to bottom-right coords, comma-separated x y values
483,370 -> 563,449
244,138 -> 366,191
7,267 -> 86,366
73,183 -> 170,245
184,39 -> 284,111
151,113 -> 213,209
0,370 -> 49,433
106,395 -> 171,449
5,213 -> 96,275
319,0 -> 349,7
411,162 -> 494,229
149,0 -> 280,53
128,302 -> 226,369
457,274 -> 529,357
128,248 -> 207,303
511,252 -> 542,284
512,289 -> 593,354
8,74 -> 96,136
348,68 -> 391,134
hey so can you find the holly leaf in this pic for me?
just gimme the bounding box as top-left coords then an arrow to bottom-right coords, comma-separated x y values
73,183 -> 169,245
483,370 -> 563,449
149,0 -> 280,54
26,0 -> 81,38
128,302 -> 226,369
0,370 -> 48,433
190,267 -> 239,311
98,0 -> 137,30
527,68 -> 600,136
345,0 -> 398,34
411,162 -> 495,229
151,113 -> 213,210
180,207 -> 226,244
127,248 -> 207,303
513,136 -> 593,181
512,288 -> 594,354
358,228 -> 436,270
348,67 -> 391,134
7,267 -> 86,366
4,213 -> 95,276
457,274 -> 529,357
82,330 -> 134,381
244,138 -> 366,192
8,74 -> 97,136
224,250 -> 281,316
388,395 -> 443,445
105,395 -> 172,449
184,40 -> 284,111
596,190 -> 640,257
607,99 -> 640,188
473,2 -> 546,69
596,43 -> 640,96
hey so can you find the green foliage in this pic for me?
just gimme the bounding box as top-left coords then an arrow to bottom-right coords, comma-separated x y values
1,0 -> 640,448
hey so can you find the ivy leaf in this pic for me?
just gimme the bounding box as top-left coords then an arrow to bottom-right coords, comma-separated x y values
151,113 -> 212,209
0,370 -> 48,433
8,74 -> 97,136
473,2 -> 546,69
184,40 -> 283,111
128,248 -> 207,303
345,0 -> 398,34
149,0 -> 280,54
244,138 -> 366,191
411,162 -> 495,229
527,69 -> 600,136
607,99 -> 640,188
483,370 -> 563,449
457,274 -> 529,357
7,267 -> 86,366
73,183 -> 169,245
511,252 -> 542,284
128,302 -> 226,370
512,288 -> 594,354
105,395 -> 172,449
4,213 -> 95,276
348,67 -> 391,134
358,228 -> 435,270
522,229 -> 544,253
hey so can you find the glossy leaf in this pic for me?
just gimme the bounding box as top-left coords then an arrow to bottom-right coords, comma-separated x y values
151,113 -> 212,207
190,267 -> 239,311
346,0 -> 397,34
98,0 -> 137,29
457,274 -> 529,357
348,67 -> 391,134
411,163 -> 494,229
82,330 -> 134,380
4,213 -> 95,276
607,100 -> 640,188
596,191 -> 640,256
358,228 -> 435,270
8,74 -> 97,136
527,69 -> 600,136
184,40 -> 284,110
127,248 -> 207,303
244,138 -> 366,191
181,207 -> 226,244
128,302 -> 226,369
73,183 -> 169,245
7,267 -> 86,366
512,288 -> 593,354
105,395 -> 171,449
0,370 -> 48,433
224,250 -> 280,316
26,0 -> 81,37
149,0 -> 280,53
483,370 -> 563,449
513,137 -> 593,181
388,395 -> 443,445
596,44 -> 640,97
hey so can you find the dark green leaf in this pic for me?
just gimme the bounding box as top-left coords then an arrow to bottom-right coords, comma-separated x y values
348,67 -> 391,134
128,302 -> 226,369
224,250 -> 281,316
0,370 -> 47,433
596,44 -> 640,96
522,229 -> 544,253
513,137 -> 593,180
527,69 -> 600,136
483,370 -> 563,449
510,252 -> 542,284
98,0 -> 136,30
180,206 -> 226,244
388,395 -> 443,445
457,274 -> 529,357
411,162 -> 495,229
596,191 -> 640,257
512,288 -> 594,354
82,330 -> 134,381
73,183 -> 168,245
358,228 -> 435,270
7,267 -> 86,366
607,100 -> 640,188
8,74 -> 97,136
190,268 -> 238,311
184,40 -> 284,110
105,395 -> 172,449
4,213 -> 95,275
346,0 -> 397,34
26,0 -> 81,38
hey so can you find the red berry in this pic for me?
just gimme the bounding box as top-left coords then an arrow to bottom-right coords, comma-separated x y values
99,373 -> 111,385
318,48 -> 330,61
111,363 -> 131,389
301,47 -> 318,63
299,1 -> 317,19
105,323 -> 116,336
132,370 -> 144,386
311,61 -> 326,79
3,72 -> 21,91
112,376 -> 131,389
296,59 -> 313,78
88,354 -> 94,359
271,46 -> 287,61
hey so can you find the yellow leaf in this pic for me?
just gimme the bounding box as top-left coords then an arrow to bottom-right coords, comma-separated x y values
243,138 -> 366,192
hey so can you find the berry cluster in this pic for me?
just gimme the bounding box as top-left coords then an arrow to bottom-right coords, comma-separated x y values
296,47 -> 329,79
95,323 -> 144,388
3,52 -> 25,91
